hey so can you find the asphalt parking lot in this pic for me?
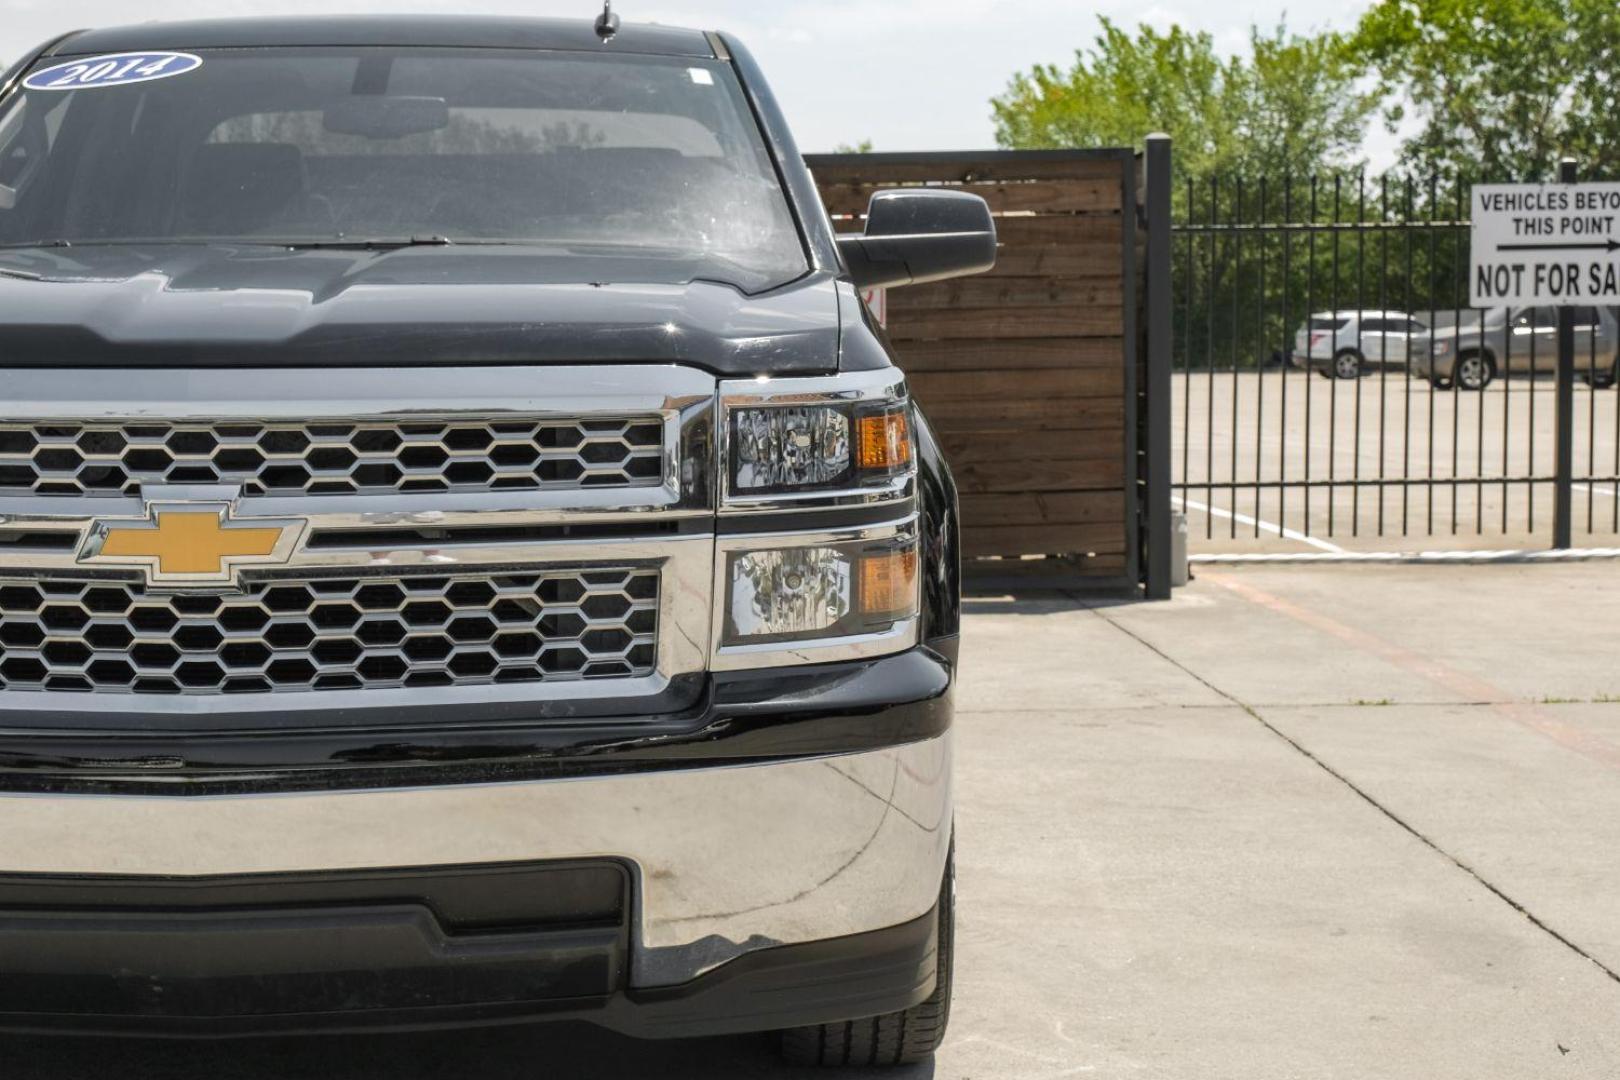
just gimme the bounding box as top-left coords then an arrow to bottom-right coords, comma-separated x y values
8,561 -> 1620,1078
1176,370 -> 1620,553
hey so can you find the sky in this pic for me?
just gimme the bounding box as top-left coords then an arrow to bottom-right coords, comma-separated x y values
0,0 -> 1382,158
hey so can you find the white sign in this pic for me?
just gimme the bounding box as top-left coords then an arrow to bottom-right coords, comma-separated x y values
1472,183 -> 1620,307
861,286 -> 888,329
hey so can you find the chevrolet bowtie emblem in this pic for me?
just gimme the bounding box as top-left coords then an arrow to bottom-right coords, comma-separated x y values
82,503 -> 305,587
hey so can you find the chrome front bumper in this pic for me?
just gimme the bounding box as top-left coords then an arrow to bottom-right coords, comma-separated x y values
0,731 -> 952,988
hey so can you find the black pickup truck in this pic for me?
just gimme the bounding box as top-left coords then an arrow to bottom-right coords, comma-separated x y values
0,12 -> 994,1067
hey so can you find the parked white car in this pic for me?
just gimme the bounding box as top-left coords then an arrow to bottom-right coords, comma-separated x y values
1291,310 -> 1429,379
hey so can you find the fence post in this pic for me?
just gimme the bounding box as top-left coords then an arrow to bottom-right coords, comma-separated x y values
1143,134 -> 1173,597
1553,157 -> 1577,550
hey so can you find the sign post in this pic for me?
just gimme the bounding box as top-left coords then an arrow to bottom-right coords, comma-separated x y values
1555,159 -> 1577,550
1470,161 -> 1614,548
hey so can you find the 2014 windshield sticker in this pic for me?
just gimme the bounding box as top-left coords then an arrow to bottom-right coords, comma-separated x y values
22,52 -> 203,92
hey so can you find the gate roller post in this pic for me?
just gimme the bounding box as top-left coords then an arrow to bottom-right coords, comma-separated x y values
1144,134 -> 1174,597
1554,157 -> 1577,550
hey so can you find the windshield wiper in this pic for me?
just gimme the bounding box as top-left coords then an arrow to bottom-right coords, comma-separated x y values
279,236 -> 456,250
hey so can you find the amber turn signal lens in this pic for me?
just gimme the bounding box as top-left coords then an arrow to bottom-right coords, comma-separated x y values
859,548 -> 918,616
856,410 -> 911,471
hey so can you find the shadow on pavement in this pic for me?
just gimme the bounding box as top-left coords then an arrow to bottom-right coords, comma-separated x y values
962,590 -> 1140,616
2,1023 -> 938,1079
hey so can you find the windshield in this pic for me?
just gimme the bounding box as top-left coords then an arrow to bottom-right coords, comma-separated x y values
0,47 -> 808,292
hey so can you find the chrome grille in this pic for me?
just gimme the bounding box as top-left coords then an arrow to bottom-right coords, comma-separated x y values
0,569 -> 659,695
0,418 -> 665,497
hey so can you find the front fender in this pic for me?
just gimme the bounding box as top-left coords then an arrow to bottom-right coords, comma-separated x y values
912,402 -> 960,646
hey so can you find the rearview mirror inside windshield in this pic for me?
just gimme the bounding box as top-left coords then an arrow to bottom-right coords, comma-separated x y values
323,96 -> 450,140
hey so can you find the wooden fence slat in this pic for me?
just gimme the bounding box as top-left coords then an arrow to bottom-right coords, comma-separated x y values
963,551 -> 1128,578
923,397 -> 1124,429
888,276 -> 1124,312
939,429 -> 1124,462
887,305 -> 1123,341
962,523 -> 1126,558
819,178 -> 1123,216
950,454 -> 1124,494
960,491 -> 1123,527
989,216 -> 1123,246
984,250 -> 1122,279
909,367 -> 1122,402
897,337 -> 1123,372
805,154 -> 1129,185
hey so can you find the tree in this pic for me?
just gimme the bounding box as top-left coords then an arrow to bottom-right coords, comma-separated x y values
1346,0 -> 1620,180
833,139 -> 874,154
991,20 -> 1374,182
992,20 -> 1380,369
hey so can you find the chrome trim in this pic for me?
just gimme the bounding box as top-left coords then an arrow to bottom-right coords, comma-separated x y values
717,368 -> 914,514
710,515 -> 921,671
0,367 -> 719,710
0,494 -> 712,537
1,365 -> 717,422
0,535 -> 713,713
0,733 -> 954,988
0,366 -> 718,581
0,364 -> 716,520
0,414 -> 666,499
714,617 -> 920,671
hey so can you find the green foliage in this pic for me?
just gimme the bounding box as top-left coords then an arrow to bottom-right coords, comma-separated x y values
834,139 -> 875,154
1176,174 -> 1474,371
1346,0 -> 1620,179
992,20 -> 1375,181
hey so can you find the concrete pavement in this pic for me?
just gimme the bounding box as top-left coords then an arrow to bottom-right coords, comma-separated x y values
8,563 -> 1620,1078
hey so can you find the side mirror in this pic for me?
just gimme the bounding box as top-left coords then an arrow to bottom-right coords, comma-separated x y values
836,189 -> 997,290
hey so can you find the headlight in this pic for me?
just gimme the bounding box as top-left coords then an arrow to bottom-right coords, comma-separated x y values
733,406 -> 851,491
1432,341 -> 1452,356
714,372 -> 920,669
730,404 -> 910,496
724,536 -> 918,645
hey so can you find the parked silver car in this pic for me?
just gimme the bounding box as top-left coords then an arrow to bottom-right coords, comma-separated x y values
1291,310 -> 1428,379
1413,306 -> 1620,391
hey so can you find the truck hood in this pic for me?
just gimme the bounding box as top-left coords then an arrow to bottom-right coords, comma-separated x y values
0,244 -> 841,374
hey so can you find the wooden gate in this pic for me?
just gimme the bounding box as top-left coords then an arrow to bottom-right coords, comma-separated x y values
806,150 -> 1143,588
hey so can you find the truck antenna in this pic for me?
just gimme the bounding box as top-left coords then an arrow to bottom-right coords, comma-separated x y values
594,1 -> 620,40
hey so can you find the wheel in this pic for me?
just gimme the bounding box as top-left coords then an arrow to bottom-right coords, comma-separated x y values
1453,352 -> 1493,391
1581,364 -> 1617,389
1331,350 -> 1363,380
779,849 -> 954,1067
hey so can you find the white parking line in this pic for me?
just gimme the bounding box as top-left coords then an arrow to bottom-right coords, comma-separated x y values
1192,548 -> 1620,564
1575,483 -> 1618,499
1178,495 -> 1345,554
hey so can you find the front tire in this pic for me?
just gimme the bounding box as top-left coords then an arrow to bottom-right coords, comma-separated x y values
1332,350 -> 1364,380
779,849 -> 954,1067
1453,352 -> 1494,391
1580,363 -> 1618,389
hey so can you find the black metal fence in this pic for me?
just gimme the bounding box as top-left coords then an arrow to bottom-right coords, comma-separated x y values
1172,170 -> 1620,552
